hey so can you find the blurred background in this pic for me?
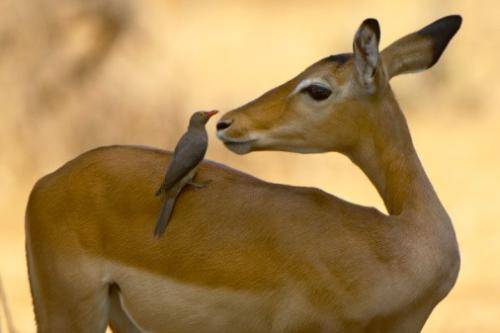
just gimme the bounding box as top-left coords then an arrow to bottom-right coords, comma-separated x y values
0,0 -> 499,331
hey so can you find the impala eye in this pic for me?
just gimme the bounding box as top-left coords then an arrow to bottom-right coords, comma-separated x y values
301,84 -> 332,101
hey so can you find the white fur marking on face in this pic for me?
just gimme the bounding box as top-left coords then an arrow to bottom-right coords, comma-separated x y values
290,78 -> 331,96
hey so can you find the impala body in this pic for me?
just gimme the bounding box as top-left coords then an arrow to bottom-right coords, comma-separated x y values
26,16 -> 461,332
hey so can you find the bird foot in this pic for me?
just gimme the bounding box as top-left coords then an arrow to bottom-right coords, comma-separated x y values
155,186 -> 165,197
188,179 -> 212,189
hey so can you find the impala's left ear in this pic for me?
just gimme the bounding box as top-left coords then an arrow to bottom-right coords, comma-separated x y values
381,15 -> 462,79
353,18 -> 381,92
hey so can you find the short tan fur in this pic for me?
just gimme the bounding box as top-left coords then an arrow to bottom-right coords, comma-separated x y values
26,15 -> 461,332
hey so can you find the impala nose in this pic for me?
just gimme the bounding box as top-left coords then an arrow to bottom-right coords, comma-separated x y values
216,119 -> 233,131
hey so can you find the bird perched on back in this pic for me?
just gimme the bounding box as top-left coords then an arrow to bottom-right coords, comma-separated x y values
154,110 -> 218,237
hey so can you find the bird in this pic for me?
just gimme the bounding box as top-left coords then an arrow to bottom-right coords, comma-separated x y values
154,110 -> 218,237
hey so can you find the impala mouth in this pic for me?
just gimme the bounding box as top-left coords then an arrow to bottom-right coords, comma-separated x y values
217,133 -> 257,155
223,140 -> 256,154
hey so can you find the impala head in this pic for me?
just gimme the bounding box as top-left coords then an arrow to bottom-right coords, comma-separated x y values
217,16 -> 462,154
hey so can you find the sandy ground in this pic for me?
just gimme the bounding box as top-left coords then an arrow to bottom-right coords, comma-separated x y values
1,0 -> 499,331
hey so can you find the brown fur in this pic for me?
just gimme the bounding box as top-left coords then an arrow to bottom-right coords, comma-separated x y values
26,16 -> 461,332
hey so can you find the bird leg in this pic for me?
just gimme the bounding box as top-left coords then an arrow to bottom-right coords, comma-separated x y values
155,184 -> 166,196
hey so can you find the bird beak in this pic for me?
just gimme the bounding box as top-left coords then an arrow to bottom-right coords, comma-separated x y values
205,110 -> 219,119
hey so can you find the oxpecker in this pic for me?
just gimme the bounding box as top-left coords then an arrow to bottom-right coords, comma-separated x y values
154,110 -> 218,237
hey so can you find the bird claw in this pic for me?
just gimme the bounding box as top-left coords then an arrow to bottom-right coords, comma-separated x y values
188,179 -> 212,189
155,186 -> 165,196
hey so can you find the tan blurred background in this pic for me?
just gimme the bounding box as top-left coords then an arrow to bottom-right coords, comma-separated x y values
0,0 -> 499,331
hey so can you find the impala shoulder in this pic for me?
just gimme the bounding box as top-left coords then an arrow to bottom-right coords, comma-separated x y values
284,185 -> 387,219
257,185 -> 391,232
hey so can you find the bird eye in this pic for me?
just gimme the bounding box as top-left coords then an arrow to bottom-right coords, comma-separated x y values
301,84 -> 332,101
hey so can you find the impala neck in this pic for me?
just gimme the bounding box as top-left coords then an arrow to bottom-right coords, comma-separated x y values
348,89 -> 443,216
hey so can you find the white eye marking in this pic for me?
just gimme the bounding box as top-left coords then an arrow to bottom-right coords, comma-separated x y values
290,78 -> 332,96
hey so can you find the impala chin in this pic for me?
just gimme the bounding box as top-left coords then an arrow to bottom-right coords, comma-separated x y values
222,140 -> 254,154
217,133 -> 257,154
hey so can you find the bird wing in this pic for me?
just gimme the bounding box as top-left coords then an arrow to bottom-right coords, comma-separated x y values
160,130 -> 207,191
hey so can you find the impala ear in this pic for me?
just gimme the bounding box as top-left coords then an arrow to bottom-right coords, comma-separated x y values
381,15 -> 462,79
353,18 -> 381,92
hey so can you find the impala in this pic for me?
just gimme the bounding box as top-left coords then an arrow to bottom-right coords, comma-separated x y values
26,15 -> 461,332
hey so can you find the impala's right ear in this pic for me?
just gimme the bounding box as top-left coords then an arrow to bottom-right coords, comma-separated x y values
353,18 -> 381,92
381,15 -> 462,79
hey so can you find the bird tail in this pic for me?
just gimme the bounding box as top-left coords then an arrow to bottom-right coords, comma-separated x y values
154,194 -> 178,237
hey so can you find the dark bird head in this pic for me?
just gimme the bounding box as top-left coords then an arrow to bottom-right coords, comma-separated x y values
189,110 -> 219,128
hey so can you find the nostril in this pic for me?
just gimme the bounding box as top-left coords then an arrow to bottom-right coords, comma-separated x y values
216,120 -> 232,131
